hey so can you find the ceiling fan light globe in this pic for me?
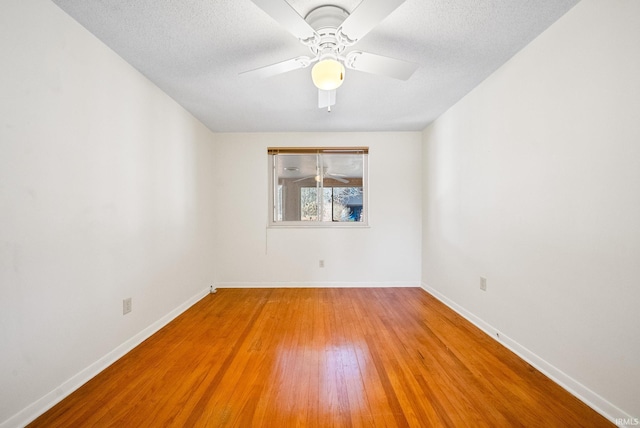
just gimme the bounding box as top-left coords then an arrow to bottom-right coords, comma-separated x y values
312,59 -> 345,90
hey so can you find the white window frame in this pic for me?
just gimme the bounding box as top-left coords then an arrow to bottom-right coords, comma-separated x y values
268,147 -> 369,228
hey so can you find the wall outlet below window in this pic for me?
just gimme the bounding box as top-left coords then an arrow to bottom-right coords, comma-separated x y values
480,277 -> 487,291
319,260 -> 325,268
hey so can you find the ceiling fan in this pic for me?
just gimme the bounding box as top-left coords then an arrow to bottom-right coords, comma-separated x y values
241,0 -> 419,111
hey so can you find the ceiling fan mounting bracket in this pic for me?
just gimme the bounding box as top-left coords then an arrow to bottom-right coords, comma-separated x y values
336,28 -> 357,46
344,51 -> 362,69
295,57 -> 312,68
300,34 -> 320,47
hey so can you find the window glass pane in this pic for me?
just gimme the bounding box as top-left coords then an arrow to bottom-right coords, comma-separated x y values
300,187 -> 333,221
332,187 -> 363,222
274,153 -> 318,222
275,184 -> 283,221
270,149 -> 367,225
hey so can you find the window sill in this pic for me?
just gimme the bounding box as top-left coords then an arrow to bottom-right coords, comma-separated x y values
268,222 -> 370,229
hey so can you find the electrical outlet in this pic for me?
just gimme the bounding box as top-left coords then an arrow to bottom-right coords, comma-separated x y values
319,259 -> 325,268
480,277 -> 487,291
123,298 -> 132,315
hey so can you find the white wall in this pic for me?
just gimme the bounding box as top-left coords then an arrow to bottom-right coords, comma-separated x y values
214,132 -> 422,287
422,0 -> 639,421
0,0 -> 217,426
4,0 -> 636,424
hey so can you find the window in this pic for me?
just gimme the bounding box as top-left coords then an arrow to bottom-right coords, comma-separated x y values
269,147 -> 368,226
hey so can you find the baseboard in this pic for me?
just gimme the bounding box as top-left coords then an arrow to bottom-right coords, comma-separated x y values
2,286 -> 210,428
215,281 -> 421,288
420,282 -> 633,427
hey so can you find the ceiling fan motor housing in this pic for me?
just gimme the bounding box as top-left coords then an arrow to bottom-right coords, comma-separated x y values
304,5 -> 352,57
305,5 -> 347,31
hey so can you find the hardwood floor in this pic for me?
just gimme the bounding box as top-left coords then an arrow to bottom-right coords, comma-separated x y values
29,288 -> 612,427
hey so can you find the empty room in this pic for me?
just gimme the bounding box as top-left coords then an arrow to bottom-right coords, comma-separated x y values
1,0 -> 638,426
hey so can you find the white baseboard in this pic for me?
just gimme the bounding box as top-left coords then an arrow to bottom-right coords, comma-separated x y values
215,281 -> 421,288
2,287 -> 210,428
420,282 -> 633,427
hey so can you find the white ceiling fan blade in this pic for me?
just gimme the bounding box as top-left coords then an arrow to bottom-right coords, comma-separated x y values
251,0 -> 318,42
339,0 -> 406,43
345,51 -> 418,80
318,89 -> 336,109
327,174 -> 349,184
240,56 -> 311,78
293,175 -> 315,183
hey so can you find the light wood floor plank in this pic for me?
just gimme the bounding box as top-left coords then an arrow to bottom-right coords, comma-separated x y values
29,288 -> 613,427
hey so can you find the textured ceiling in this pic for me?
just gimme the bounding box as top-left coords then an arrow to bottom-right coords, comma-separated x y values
51,0 -> 579,132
